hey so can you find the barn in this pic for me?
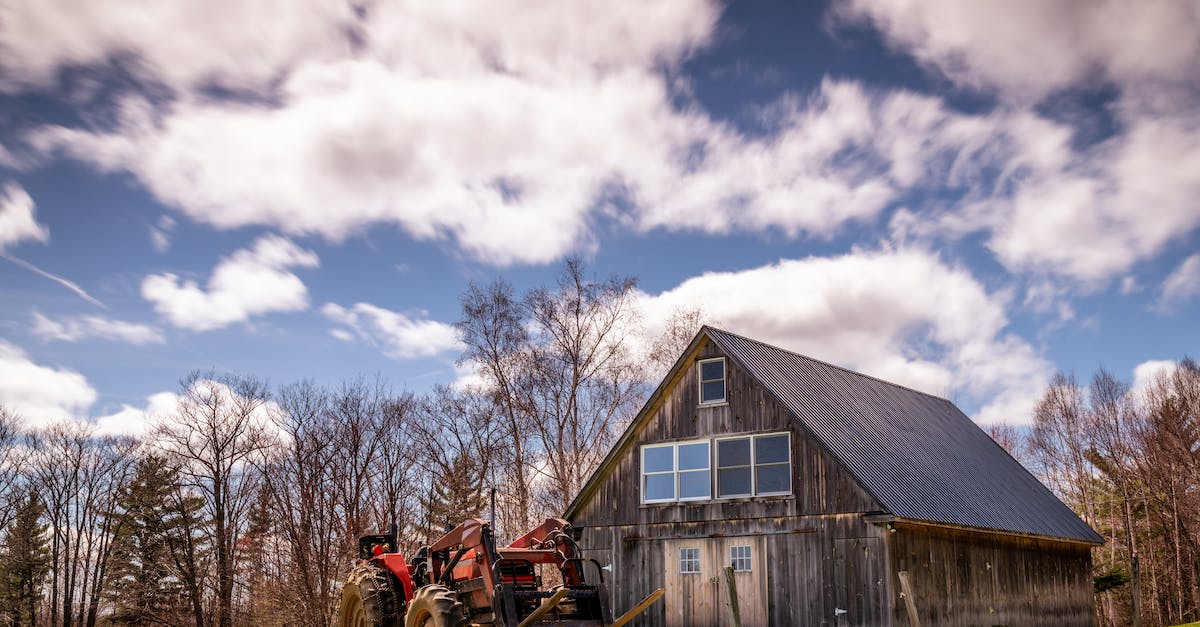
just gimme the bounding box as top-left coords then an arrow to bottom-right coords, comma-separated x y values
564,327 -> 1103,626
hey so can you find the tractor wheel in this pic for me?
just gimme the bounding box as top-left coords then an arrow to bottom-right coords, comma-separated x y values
403,585 -> 468,627
338,563 -> 403,627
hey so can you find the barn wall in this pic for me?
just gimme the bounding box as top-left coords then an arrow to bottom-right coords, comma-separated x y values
571,338 -> 892,626
887,522 -> 1095,627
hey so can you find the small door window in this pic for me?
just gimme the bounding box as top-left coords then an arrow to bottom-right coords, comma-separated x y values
730,545 -> 752,572
680,547 -> 701,574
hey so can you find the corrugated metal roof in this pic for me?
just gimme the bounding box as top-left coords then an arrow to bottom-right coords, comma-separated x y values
707,326 -> 1103,544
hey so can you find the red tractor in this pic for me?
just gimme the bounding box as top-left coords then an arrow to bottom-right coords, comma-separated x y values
338,518 -> 663,627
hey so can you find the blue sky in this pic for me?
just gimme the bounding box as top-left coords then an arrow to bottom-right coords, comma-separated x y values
1,0 -> 1198,433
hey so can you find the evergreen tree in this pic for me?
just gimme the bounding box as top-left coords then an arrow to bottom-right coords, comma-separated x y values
105,455 -> 205,626
0,492 -> 50,626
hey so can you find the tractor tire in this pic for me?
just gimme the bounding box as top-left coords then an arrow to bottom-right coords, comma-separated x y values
403,585 -> 468,627
338,563 -> 403,627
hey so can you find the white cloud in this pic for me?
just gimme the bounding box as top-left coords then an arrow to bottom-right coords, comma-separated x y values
141,234 -> 318,331
0,339 -> 96,427
16,0 -> 1200,282
0,0 -> 357,93
322,302 -> 462,359
836,0 -> 1200,284
1131,359 -> 1176,404
637,249 -> 1052,424
93,390 -> 178,437
0,182 -> 48,251
31,311 -> 164,344
1156,254 -> 1200,312
833,0 -> 1200,101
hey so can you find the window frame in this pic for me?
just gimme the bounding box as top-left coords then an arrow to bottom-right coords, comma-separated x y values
679,547 -> 701,574
729,545 -> 752,572
640,439 -> 712,504
640,431 -> 792,505
697,357 -> 727,405
715,432 -> 792,498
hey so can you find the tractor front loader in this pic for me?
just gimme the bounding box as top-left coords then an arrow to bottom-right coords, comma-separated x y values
338,518 -> 664,627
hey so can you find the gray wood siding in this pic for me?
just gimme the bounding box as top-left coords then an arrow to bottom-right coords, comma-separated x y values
887,523 -> 1095,627
571,338 -> 890,626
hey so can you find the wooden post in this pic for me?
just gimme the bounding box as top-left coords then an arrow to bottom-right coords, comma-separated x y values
897,570 -> 921,627
723,565 -> 742,627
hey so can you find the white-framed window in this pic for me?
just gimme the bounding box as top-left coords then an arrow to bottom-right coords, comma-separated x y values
680,547 -> 701,574
698,358 -> 726,405
641,440 -> 711,503
730,545 -> 752,572
716,432 -> 791,498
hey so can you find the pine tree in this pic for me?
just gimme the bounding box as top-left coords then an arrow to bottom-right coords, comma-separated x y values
421,454 -> 488,536
105,455 -> 206,626
0,492 -> 50,626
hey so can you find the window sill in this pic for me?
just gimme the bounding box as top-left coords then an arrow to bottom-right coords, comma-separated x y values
697,401 -> 729,409
639,494 -> 795,508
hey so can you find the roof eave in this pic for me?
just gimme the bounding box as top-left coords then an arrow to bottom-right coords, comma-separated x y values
879,516 -> 1106,547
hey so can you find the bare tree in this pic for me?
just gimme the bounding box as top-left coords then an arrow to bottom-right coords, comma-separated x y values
459,279 -> 536,533
27,420 -> 136,627
0,407 -> 27,533
524,260 -> 645,513
412,385 -> 505,540
645,306 -> 716,381
153,373 -> 273,627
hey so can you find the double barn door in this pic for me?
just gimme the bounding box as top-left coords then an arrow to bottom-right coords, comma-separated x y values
661,536 -> 767,627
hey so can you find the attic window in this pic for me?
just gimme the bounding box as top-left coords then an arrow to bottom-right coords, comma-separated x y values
698,358 -> 726,404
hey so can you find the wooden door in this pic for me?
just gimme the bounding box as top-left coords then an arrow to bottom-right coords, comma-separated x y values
716,536 -> 768,627
662,539 -> 720,627
833,537 -> 888,626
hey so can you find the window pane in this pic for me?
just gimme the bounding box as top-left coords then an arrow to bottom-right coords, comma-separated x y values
701,380 -> 725,403
718,438 -> 751,467
679,470 -> 710,499
680,548 -> 700,573
678,442 -> 709,470
755,435 -> 789,464
730,545 -> 751,572
756,464 -> 791,494
718,467 -> 752,497
643,446 -> 674,473
700,359 -> 724,381
644,473 -> 675,501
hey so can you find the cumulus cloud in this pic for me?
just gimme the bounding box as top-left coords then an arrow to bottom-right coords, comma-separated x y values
322,302 -> 463,359
0,0 -> 357,93
837,0 -> 1200,283
832,0 -> 1200,101
1131,359 -> 1176,405
637,249 -> 1052,424
1155,254 -> 1200,312
13,0 -> 1199,282
0,182 -> 48,251
31,311 -> 164,344
142,234 -> 318,331
93,390 -> 178,437
0,339 -> 96,427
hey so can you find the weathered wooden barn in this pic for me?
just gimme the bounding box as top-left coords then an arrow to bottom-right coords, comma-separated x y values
564,327 -> 1103,626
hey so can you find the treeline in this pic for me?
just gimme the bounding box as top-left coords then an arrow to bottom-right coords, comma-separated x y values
995,358 -> 1200,627
0,261 -> 696,627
